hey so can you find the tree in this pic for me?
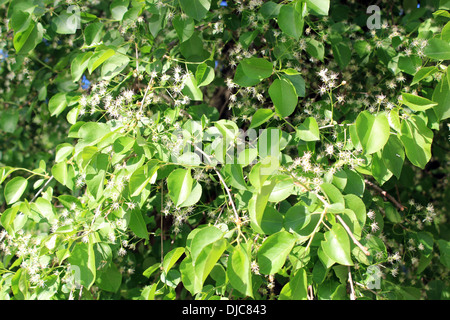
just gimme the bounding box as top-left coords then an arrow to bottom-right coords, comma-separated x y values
0,0 -> 449,300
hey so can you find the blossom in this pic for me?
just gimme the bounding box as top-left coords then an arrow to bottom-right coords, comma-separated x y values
366,210 -> 376,221
370,222 -> 379,233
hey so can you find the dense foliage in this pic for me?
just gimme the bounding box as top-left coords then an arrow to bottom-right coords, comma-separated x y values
0,0 -> 449,300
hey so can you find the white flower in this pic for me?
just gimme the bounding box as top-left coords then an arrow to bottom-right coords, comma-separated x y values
391,267 -> 398,277
370,222 -> 379,232
367,210 -> 376,220
118,248 -> 127,257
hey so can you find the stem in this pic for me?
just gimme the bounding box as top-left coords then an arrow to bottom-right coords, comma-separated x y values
365,179 -> 406,211
189,143 -> 241,229
30,176 -> 54,203
348,266 -> 356,300
304,206 -> 328,254
160,180 -> 164,267
336,214 -> 370,256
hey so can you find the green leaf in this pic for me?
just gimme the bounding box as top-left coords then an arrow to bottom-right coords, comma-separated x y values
5,176 -> 28,205
437,240 -> 450,269
371,151 -> 393,185
48,93 -> 68,117
320,183 -> 345,214
0,167 -> 16,185
305,38 -> 325,61
249,179 -> 278,233
257,231 -> 297,275
101,51 -> 130,80
167,168 -> 193,207
306,0 -> 330,15
68,241 -> 96,289
411,66 -> 438,86
343,194 -> 366,228
173,15 -> 195,42
268,175 -> 294,202
381,135 -> 405,179
1,206 -> 19,234
51,162 -> 74,190
277,4 -> 304,39
110,0 -> 129,20
180,0 -> 211,21
401,92 -> 438,112
321,224 -> 353,266
96,263 -> 122,293
284,204 -> 312,235
283,73 -> 306,97
13,21 -> 43,55
195,63 -> 215,87
239,30 -> 259,49
182,73 -> 203,101
33,198 -> 56,224
384,203 -> 402,224
55,143 -> 74,163
269,78 -> 298,118
342,169 -> 365,197
88,49 -> 116,74
398,55 -> 422,75
332,42 -> 351,69
223,164 -> 247,191
84,22 -> 103,46
240,57 -> 273,81
0,109 -> 19,133
190,226 -> 224,263
296,117 -> 320,141
163,247 -> 185,273
179,182 -> 202,207
432,72 -> 450,120
128,161 -> 159,197
249,109 -> 274,129
233,63 -> 262,87
356,111 -> 390,155
415,232 -> 434,256
399,115 -> 433,169
259,206 -> 284,235
424,38 -> 450,60
279,268 -> 308,300
128,208 -> 148,239
193,238 -> 227,293
227,243 -> 253,298
10,11 -> 31,34
442,21 -> 450,41
259,1 -> 282,19
53,11 -> 79,34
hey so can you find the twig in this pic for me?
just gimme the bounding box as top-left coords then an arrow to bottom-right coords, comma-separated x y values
365,179 -> 406,211
307,285 -> 314,300
336,214 -> 370,256
348,266 -> 356,300
30,176 -> 54,203
304,206 -> 328,254
355,281 -> 380,297
139,82 -> 151,114
189,143 -> 241,226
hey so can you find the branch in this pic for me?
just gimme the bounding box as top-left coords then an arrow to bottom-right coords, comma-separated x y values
30,176 -> 54,203
189,142 -> 241,225
364,179 -> 406,211
336,214 -> 370,256
307,285 -> 314,300
348,266 -> 356,300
